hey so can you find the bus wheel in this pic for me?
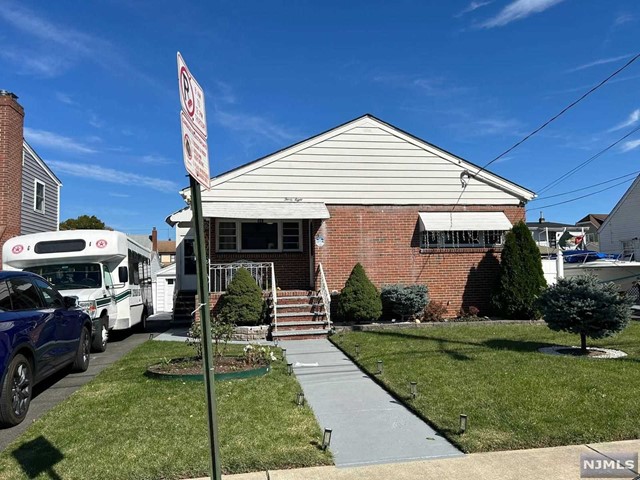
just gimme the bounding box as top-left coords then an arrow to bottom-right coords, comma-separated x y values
91,316 -> 108,353
137,310 -> 148,332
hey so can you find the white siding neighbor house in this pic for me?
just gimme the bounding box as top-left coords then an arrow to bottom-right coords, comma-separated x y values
599,175 -> 640,260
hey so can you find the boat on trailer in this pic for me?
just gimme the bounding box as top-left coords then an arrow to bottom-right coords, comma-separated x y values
562,250 -> 640,294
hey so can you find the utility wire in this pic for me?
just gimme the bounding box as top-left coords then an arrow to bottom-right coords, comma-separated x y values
525,177 -> 635,211
474,52 -> 640,177
537,124 -> 640,195
530,170 -> 640,202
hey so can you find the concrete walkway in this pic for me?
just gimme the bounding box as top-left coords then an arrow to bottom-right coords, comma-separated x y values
281,339 -> 462,468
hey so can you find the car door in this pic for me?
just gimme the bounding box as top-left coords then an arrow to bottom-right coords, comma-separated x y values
33,278 -> 79,365
5,277 -> 58,378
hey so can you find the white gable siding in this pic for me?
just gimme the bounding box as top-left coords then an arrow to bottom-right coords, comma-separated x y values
599,177 -> 640,256
206,125 -> 522,205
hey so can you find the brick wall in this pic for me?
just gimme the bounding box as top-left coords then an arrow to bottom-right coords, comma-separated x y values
0,93 -> 24,266
314,204 -> 525,316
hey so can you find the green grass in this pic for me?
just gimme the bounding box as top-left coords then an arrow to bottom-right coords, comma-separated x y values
0,341 -> 332,480
331,322 -> 640,453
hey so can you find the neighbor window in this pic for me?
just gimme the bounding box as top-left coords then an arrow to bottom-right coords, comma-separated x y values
216,220 -> 302,252
34,180 -> 45,213
421,230 -> 505,249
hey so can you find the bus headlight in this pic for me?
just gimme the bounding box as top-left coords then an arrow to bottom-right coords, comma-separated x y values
78,300 -> 97,319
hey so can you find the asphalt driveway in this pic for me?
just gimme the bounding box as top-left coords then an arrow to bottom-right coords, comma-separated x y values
0,314 -> 170,451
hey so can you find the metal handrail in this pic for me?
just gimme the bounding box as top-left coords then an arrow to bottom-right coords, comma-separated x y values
271,265 -> 278,333
209,261 -> 273,292
318,263 -> 331,329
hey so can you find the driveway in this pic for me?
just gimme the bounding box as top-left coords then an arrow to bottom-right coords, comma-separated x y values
0,314 -> 170,452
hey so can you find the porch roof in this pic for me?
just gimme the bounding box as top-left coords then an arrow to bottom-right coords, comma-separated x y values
202,201 -> 330,220
418,211 -> 512,231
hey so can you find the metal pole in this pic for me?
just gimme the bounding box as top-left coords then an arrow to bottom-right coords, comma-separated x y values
190,175 -> 222,480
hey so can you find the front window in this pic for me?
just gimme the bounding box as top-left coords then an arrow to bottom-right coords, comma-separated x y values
24,263 -> 103,290
34,181 -> 45,213
216,220 -> 302,252
421,230 -> 505,249
183,239 -> 197,275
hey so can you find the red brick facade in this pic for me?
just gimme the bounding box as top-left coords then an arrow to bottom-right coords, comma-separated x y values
203,204 -> 525,317
0,93 -> 24,266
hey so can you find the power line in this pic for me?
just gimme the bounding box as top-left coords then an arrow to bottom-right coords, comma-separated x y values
530,170 -> 640,202
525,177 -> 635,211
475,52 -> 640,177
537,124 -> 640,195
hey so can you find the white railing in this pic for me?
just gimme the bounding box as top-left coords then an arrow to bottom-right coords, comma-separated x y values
209,261 -> 274,293
317,263 -> 331,329
270,265 -> 278,333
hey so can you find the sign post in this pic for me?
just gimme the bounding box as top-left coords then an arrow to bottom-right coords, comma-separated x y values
177,52 -> 221,480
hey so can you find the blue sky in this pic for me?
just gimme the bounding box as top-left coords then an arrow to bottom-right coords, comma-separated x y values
1,0 -> 639,239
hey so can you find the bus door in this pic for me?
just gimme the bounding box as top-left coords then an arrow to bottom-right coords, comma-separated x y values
102,266 -> 118,328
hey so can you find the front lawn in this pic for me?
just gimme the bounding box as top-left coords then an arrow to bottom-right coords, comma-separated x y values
0,341 -> 332,480
331,322 -> 640,453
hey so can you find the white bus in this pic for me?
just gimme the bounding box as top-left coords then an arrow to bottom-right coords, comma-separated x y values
3,230 -> 153,352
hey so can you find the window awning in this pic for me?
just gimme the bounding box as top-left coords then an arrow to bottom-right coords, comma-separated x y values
418,212 -> 512,231
202,202 -> 330,220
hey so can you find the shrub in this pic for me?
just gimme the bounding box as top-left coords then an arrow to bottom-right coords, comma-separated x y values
337,263 -> 382,323
423,300 -> 448,322
492,221 -> 546,319
538,275 -> 632,354
186,316 -> 235,359
381,284 -> 429,321
457,306 -> 480,321
218,268 -> 265,326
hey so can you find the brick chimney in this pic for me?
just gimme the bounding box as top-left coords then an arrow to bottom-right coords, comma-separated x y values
150,226 -> 158,252
0,90 -> 24,265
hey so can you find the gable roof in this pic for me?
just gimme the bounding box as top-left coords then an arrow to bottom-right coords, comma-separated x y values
598,174 -> 640,233
181,114 -> 535,204
23,140 -> 62,186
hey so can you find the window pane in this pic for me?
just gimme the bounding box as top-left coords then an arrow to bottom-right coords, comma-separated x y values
33,278 -> 64,309
35,183 -> 45,212
35,240 -> 86,254
241,222 -> 278,250
184,239 -> 196,275
282,222 -> 300,251
0,281 -> 11,311
8,278 -> 43,310
218,221 -> 237,251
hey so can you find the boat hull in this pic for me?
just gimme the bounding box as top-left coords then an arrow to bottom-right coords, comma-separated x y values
563,260 -> 640,293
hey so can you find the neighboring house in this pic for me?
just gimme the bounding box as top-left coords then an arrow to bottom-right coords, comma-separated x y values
575,213 -> 607,252
526,213 -> 583,253
598,175 -> 640,260
157,240 -> 176,267
167,114 -> 535,333
0,90 -> 62,265
154,263 -> 176,313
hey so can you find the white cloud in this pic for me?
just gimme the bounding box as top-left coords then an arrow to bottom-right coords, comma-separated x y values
480,0 -> 565,28
47,160 -> 179,192
608,109 -> 640,133
373,74 -> 467,97
621,139 -> 640,152
455,1 -> 493,18
212,109 -> 298,143
0,48 -> 70,77
139,154 -> 173,165
614,13 -> 634,27
55,92 -> 76,105
108,193 -> 131,198
566,53 -> 634,73
24,128 -> 97,154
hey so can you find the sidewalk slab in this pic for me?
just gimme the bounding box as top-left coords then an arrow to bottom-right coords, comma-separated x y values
281,339 -> 462,467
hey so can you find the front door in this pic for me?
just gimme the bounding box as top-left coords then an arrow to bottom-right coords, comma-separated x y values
181,238 -> 197,291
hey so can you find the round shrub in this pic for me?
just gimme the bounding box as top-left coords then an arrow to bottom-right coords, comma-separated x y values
538,275 -> 632,354
337,263 -> 382,323
218,268 -> 265,326
381,284 -> 429,321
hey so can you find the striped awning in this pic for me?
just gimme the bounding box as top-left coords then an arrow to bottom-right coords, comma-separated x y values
202,202 -> 330,220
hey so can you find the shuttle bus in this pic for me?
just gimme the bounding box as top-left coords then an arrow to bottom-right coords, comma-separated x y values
3,230 -> 153,352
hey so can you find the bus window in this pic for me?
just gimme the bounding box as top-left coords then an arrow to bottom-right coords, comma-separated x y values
103,268 -> 114,289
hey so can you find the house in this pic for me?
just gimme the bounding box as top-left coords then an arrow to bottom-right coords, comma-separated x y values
148,226 -> 176,267
167,114 -> 535,336
575,213 -> 607,251
526,212 -> 585,253
154,263 -> 176,313
0,90 -> 62,265
598,175 -> 640,259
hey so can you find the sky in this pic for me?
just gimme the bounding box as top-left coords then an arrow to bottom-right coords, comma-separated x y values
0,0 -> 639,239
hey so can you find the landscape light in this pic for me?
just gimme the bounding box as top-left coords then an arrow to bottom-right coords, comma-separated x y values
355,344 -> 360,358
377,360 -> 383,374
287,363 -> 293,375
322,428 -> 333,450
296,392 -> 305,406
460,414 -> 468,434
410,382 -> 417,399
274,339 -> 279,348
282,348 -> 287,359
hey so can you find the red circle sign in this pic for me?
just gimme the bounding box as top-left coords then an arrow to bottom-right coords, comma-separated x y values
180,66 -> 195,117
11,244 -> 23,254
96,239 -> 108,249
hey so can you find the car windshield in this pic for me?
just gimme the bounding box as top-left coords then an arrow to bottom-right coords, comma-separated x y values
24,263 -> 102,290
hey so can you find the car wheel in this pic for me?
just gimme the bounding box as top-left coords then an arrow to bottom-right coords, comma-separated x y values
91,316 -> 108,353
136,310 -> 148,332
0,354 -> 33,427
72,327 -> 91,372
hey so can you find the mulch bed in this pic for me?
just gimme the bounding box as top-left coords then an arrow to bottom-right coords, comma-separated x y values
147,356 -> 268,376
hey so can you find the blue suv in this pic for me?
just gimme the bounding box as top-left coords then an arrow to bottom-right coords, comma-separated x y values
0,271 -> 92,427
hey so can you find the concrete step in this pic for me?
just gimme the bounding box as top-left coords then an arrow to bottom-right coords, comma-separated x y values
271,311 -> 326,319
272,320 -> 328,328
271,328 -> 330,339
275,304 -> 325,313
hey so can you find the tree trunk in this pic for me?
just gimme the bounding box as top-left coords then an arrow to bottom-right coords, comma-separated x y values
580,333 -> 587,355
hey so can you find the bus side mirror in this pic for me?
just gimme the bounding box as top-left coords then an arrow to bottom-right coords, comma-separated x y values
118,266 -> 128,284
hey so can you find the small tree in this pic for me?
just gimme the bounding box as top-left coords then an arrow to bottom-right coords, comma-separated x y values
381,284 -> 429,321
337,263 -> 382,323
492,221 -> 546,319
539,276 -> 632,354
60,215 -> 109,230
218,268 -> 264,326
